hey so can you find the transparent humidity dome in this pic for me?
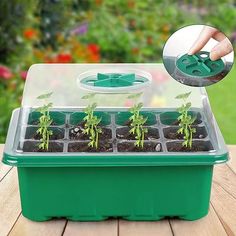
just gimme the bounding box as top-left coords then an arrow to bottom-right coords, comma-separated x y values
4,64 -> 227,163
2,63 -> 228,222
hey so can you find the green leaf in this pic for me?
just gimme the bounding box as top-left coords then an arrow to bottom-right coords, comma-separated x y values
81,93 -> 96,100
91,102 -> 97,110
141,116 -> 148,125
129,127 -> 135,134
190,116 -> 196,124
134,140 -> 140,147
182,140 -> 188,147
127,92 -> 143,99
191,127 -> 196,133
177,127 -> 183,134
88,141 -> 94,147
175,92 -> 191,100
143,127 -> 148,133
136,102 -> 143,110
83,128 -> 89,134
97,127 -> 102,133
37,92 -> 53,100
185,102 -> 191,110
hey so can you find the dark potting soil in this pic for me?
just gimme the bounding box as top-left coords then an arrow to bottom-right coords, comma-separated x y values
69,126 -> 112,140
26,129 -> 64,140
167,142 -> 212,152
22,141 -> 63,152
68,142 -> 113,152
116,127 -> 159,140
117,142 -> 162,152
164,127 -> 206,140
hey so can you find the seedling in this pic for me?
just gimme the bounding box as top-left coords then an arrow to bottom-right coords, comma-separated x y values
128,92 -> 148,148
175,92 -> 196,149
36,92 -> 53,151
82,93 -> 102,149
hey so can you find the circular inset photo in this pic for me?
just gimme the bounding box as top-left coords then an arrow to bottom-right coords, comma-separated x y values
162,25 -> 234,87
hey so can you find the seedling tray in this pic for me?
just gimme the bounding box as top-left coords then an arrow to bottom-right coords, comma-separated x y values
3,106 -> 228,221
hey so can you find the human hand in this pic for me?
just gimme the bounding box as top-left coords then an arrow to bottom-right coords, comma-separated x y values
188,26 -> 233,61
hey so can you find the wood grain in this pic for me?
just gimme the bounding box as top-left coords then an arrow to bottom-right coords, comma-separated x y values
0,144 -> 12,181
170,205 -> 227,236
63,220 -> 118,236
119,220 -> 173,236
0,168 -> 21,236
8,215 -> 66,236
211,182 -> 236,236
227,145 -> 236,174
213,163 -> 236,199
0,145 -> 236,236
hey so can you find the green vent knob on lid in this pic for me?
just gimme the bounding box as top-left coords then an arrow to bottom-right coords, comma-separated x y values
95,73 -> 135,87
176,51 -> 225,78
79,71 -> 151,92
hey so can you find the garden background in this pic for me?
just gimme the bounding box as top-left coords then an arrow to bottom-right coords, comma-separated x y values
0,0 -> 235,144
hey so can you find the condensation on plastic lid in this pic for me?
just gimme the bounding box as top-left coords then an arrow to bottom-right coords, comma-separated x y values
77,69 -> 152,93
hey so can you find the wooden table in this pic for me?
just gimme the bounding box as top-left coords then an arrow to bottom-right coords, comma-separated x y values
0,144 -> 236,236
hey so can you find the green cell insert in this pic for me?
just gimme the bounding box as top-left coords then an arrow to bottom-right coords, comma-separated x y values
28,111 -> 66,126
115,111 -> 157,126
176,51 -> 225,78
69,111 -> 111,126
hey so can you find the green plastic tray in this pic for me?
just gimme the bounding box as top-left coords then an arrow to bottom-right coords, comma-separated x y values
2,108 -> 228,221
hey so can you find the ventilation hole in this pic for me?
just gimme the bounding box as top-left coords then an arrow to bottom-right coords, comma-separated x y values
192,70 -> 201,75
133,81 -> 143,84
211,63 -> 218,68
182,59 -> 189,64
200,53 -> 208,58
87,80 -> 95,84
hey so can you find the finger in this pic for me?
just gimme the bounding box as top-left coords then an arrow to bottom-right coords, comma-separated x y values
210,38 -> 233,60
212,31 -> 226,42
188,27 -> 218,55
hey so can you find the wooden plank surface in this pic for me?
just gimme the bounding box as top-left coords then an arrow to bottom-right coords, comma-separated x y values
63,220 -> 118,236
0,168 -> 21,236
211,182 -> 236,236
213,161 -> 236,199
227,145 -> 236,174
0,144 -> 12,181
8,215 -> 66,236
170,205 -> 227,236
119,220 -> 173,236
0,145 -> 235,236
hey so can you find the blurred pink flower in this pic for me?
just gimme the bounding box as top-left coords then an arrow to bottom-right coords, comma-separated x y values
151,71 -> 169,82
0,65 -> 12,80
124,100 -> 133,107
20,71 -> 28,80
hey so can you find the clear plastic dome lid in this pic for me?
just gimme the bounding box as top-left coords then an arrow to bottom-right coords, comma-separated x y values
1,63 -> 228,167
22,63 -> 204,109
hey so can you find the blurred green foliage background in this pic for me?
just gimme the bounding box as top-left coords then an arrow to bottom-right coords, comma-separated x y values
0,0 -> 236,143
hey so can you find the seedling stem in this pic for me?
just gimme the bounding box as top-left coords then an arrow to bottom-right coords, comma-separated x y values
175,92 -> 196,149
36,92 -> 53,151
128,92 -> 148,148
82,93 -> 102,149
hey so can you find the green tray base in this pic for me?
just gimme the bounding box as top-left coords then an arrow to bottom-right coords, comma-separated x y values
18,165 -> 213,221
